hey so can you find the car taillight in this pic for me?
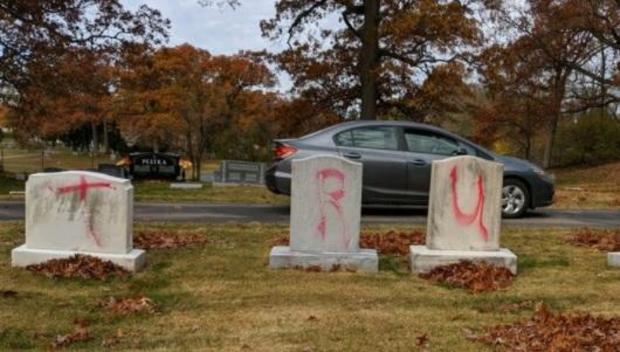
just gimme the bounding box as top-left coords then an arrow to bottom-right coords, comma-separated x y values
273,144 -> 297,160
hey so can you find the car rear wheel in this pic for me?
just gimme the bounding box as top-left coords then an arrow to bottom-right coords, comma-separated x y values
502,179 -> 529,218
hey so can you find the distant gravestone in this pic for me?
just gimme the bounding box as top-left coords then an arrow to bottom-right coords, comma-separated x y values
609,252 -> 620,268
129,152 -> 180,180
11,171 -> 145,271
410,156 -> 517,274
269,155 -> 378,272
214,160 -> 265,186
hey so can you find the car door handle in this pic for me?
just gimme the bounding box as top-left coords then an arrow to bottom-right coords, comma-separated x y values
343,152 -> 362,159
409,159 -> 427,166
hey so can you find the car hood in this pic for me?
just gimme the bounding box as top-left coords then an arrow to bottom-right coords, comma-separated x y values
494,155 -> 540,171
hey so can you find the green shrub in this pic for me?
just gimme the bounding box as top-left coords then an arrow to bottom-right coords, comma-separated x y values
555,111 -> 620,166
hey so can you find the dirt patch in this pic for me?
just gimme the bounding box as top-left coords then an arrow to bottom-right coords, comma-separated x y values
471,304 -> 620,351
99,296 -> 156,315
360,230 -> 425,256
566,228 -> 620,252
134,230 -> 208,249
420,261 -> 514,293
26,255 -> 129,280
52,319 -> 91,349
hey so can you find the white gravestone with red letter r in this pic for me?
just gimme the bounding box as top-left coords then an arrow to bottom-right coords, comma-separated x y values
269,155 -> 378,272
410,156 -> 517,274
11,171 -> 145,271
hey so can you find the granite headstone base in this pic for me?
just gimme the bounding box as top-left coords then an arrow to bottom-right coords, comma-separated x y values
269,246 -> 378,272
608,252 -> 620,267
12,245 -> 146,272
409,245 -> 517,275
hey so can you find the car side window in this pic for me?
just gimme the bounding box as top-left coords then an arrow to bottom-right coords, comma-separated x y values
404,129 -> 460,156
334,126 -> 399,150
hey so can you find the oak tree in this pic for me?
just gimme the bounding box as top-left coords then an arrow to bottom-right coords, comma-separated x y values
260,0 -> 485,121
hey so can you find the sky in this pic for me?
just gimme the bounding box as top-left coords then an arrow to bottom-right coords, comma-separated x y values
122,0 -> 285,55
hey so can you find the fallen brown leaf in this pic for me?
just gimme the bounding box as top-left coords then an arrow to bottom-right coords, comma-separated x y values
1,290 -> 17,298
420,261 -> 514,293
52,319 -> 91,349
134,230 -> 208,249
416,333 -> 429,347
472,304 -> 620,351
566,228 -> 620,252
269,235 -> 289,246
99,296 -> 156,315
26,255 -> 129,280
360,230 -> 425,256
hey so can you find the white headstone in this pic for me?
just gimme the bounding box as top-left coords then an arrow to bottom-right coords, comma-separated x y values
410,156 -> 517,274
427,155 -> 503,251
12,171 -> 144,271
290,155 -> 362,252
270,155 -> 377,272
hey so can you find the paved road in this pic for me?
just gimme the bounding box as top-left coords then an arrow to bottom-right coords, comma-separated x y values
1,201 -> 619,227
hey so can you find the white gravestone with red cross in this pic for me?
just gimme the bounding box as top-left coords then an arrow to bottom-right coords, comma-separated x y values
409,156 -> 517,274
11,171 -> 145,271
269,155 -> 378,272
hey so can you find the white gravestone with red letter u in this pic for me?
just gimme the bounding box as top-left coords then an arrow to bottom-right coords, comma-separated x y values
410,155 -> 517,274
11,171 -> 145,271
269,155 -> 378,272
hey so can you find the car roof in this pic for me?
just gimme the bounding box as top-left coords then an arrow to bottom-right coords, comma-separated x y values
304,120 -> 461,139
299,120 -> 495,157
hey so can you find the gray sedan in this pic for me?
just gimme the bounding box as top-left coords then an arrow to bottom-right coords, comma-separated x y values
265,121 -> 554,218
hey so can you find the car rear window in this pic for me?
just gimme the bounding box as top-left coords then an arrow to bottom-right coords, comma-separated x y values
335,126 -> 399,150
404,130 -> 459,155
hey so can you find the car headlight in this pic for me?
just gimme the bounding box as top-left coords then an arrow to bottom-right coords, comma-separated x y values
530,165 -> 553,180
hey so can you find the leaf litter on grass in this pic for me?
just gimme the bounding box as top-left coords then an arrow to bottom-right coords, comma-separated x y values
420,261 -> 514,293
269,230 -> 425,256
52,319 -> 91,349
360,230 -> 425,255
471,304 -> 620,351
133,230 -> 208,249
26,255 -> 128,280
566,228 -> 620,251
98,295 -> 157,315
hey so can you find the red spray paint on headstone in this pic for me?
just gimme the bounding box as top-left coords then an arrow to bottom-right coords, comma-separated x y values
315,168 -> 350,248
53,175 -> 113,247
449,166 -> 489,241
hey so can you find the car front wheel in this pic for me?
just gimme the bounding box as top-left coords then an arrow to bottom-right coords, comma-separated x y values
501,179 -> 529,218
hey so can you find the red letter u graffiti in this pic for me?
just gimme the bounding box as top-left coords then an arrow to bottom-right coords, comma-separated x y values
449,166 -> 489,241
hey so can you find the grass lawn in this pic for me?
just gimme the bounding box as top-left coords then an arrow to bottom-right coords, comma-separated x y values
551,161 -> 620,209
1,223 -> 619,351
133,181 -> 288,204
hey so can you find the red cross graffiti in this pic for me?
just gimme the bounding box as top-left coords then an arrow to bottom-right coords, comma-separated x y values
449,166 -> 489,241
53,175 -> 113,247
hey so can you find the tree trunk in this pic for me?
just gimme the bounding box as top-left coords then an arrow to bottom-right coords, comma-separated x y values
359,0 -> 380,120
90,120 -> 98,155
103,118 -> 109,154
524,135 -> 531,161
542,116 -> 558,168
